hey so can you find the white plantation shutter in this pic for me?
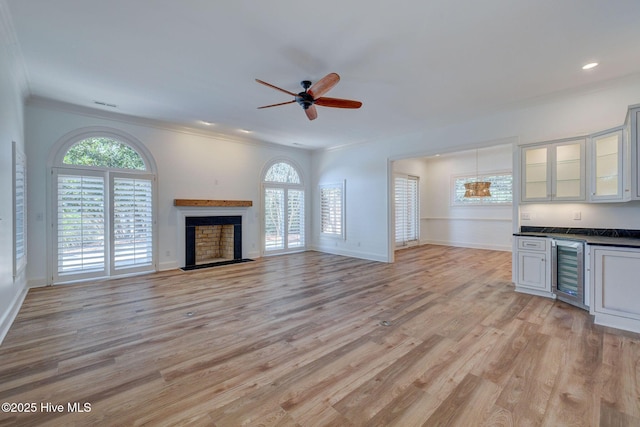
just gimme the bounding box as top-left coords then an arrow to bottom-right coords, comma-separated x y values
287,190 -> 305,248
320,183 -> 344,237
265,188 -> 285,251
56,172 -> 106,276
395,174 -> 419,247
14,144 -> 27,276
112,175 -> 154,272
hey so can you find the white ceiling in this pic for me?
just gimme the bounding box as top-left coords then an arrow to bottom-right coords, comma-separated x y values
6,0 -> 640,150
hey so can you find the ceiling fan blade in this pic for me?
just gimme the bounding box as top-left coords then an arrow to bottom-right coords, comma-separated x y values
314,97 -> 363,109
257,100 -> 296,109
305,105 -> 318,121
255,79 -> 298,97
308,73 -> 340,98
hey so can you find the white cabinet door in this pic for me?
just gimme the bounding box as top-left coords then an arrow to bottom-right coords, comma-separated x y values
517,251 -> 548,290
631,108 -> 640,199
589,128 -> 627,202
592,246 -> 640,333
514,237 -> 551,297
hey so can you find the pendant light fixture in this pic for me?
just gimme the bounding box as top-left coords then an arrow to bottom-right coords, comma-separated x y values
464,149 -> 492,198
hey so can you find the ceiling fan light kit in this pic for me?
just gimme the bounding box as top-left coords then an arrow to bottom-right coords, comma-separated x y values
256,73 -> 362,121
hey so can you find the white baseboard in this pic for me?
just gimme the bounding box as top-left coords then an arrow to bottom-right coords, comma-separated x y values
595,313 -> 640,334
420,239 -> 512,252
514,285 -> 556,299
0,286 -> 28,346
27,277 -> 48,288
158,261 -> 181,271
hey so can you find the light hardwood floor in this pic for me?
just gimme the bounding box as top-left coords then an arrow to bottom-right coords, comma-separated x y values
0,245 -> 638,426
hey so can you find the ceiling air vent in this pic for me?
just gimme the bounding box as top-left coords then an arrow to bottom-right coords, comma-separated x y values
93,100 -> 117,108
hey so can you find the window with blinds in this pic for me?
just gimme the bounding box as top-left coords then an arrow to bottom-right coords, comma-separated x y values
452,171 -> 512,205
57,173 -> 106,275
395,174 -> 419,247
320,182 -> 344,238
112,176 -> 154,270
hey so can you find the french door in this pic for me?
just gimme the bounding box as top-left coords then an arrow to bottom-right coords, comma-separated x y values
53,168 -> 155,283
263,185 -> 305,254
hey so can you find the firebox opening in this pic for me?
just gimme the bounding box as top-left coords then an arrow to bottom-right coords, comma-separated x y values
195,224 -> 235,265
183,215 -> 252,271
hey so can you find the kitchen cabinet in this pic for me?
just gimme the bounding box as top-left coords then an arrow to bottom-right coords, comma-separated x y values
521,138 -> 586,202
513,236 -> 553,297
588,127 -> 629,202
591,246 -> 640,333
627,106 -> 640,199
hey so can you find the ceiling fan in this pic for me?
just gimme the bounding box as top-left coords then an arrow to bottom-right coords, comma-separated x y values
255,72 -> 362,121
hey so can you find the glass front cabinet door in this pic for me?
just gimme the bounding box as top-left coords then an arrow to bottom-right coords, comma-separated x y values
589,128 -> 627,202
521,138 -> 585,202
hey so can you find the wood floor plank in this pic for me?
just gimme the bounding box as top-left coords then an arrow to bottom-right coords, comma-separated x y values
0,245 -> 639,426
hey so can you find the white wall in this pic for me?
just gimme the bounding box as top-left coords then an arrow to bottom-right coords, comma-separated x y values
24,101 -> 312,286
310,141 -> 389,261
0,1 -> 28,342
518,202 -> 640,229
419,144 -> 513,251
312,74 -> 640,262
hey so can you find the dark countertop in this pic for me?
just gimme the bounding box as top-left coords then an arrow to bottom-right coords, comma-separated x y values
514,232 -> 640,249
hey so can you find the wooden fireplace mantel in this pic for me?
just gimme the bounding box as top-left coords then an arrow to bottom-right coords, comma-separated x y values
174,199 -> 253,207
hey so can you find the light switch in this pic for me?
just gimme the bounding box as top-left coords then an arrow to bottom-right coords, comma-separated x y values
573,211 -> 581,220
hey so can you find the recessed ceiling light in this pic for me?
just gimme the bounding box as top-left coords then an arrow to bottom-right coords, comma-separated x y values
239,129 -> 251,133
582,62 -> 599,70
200,121 -> 214,126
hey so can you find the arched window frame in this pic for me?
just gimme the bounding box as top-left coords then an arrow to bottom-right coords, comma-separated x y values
50,127 -> 157,173
261,158 -> 306,255
48,127 -> 158,284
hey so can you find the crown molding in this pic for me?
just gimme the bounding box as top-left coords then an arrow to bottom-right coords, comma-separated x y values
26,95 -> 311,153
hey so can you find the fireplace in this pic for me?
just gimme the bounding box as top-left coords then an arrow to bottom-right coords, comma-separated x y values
183,216 -> 245,270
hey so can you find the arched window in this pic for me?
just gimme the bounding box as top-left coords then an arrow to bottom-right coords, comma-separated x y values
63,137 -> 146,170
262,160 -> 305,254
50,129 -> 156,284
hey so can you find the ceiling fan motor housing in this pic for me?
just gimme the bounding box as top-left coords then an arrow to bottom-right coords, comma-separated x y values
296,91 -> 314,109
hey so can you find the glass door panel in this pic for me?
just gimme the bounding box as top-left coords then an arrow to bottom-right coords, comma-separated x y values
555,143 -> 582,198
264,188 -> 285,251
287,190 -> 305,248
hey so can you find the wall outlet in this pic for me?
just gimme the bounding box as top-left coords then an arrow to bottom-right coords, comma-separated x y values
520,212 -> 531,220
573,211 -> 581,220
